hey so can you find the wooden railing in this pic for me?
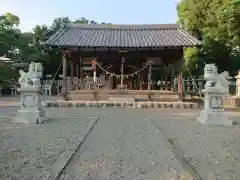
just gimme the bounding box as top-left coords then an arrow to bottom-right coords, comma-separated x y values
41,76 -> 237,98
175,77 -> 237,99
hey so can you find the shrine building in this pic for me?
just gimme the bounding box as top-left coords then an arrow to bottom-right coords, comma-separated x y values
45,23 -> 201,101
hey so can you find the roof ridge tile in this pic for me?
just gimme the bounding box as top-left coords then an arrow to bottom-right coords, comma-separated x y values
44,24 -> 201,48
66,23 -> 179,30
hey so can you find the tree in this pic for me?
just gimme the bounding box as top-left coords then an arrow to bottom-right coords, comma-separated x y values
50,17 -> 71,32
0,14 -> 110,79
177,0 -> 240,74
0,13 -> 21,56
218,0 -> 240,49
0,13 -> 21,86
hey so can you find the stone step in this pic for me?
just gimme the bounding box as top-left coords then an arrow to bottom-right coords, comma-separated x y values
108,95 -> 136,102
42,101 -> 199,109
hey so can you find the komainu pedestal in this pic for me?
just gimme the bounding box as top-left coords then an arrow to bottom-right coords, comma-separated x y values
15,87 -> 45,124
198,89 -> 232,125
15,62 -> 47,124
197,64 -> 233,126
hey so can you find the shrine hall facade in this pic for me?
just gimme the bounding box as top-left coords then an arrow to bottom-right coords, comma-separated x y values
45,23 -> 201,100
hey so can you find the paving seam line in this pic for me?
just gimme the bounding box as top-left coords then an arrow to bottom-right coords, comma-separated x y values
50,117 -> 99,180
0,115 -> 15,119
48,116 -> 99,119
150,119 -> 204,180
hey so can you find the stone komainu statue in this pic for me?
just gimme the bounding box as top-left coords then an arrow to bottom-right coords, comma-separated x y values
18,62 -> 43,88
204,64 -> 231,93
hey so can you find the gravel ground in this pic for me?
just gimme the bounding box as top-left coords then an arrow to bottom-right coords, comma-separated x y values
150,110 -> 240,180
0,111 -> 98,180
0,106 -> 240,180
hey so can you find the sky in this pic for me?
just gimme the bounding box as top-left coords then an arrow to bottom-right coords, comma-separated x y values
0,0 -> 180,32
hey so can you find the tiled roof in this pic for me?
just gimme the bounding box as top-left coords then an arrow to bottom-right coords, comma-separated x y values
45,24 -> 201,48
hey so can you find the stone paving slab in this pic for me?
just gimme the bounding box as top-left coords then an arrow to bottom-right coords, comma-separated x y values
0,115 -> 98,180
48,108 -> 196,180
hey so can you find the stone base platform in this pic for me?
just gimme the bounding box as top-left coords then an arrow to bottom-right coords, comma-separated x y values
197,110 -> 233,126
15,108 -> 45,124
224,96 -> 240,108
43,100 -> 199,109
67,89 -> 179,102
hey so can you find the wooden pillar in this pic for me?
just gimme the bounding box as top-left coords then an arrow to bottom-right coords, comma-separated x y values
108,75 -> 113,89
148,62 -> 152,91
76,61 -> 79,89
70,60 -> 74,90
80,56 -> 83,89
137,74 -> 140,90
178,59 -> 184,101
139,73 -> 142,90
165,73 -> 168,90
178,72 -> 183,101
171,67 -> 174,92
175,49 -> 184,101
62,52 -> 67,100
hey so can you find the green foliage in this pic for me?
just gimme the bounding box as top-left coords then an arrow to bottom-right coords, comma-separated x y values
1,7 -> 238,81
177,0 -> 240,75
0,63 -> 18,88
184,47 -> 197,68
0,12 -> 108,83
0,13 -> 21,57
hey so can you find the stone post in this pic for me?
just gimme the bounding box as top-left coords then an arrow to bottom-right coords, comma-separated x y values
173,77 -> 178,91
197,64 -> 233,126
92,60 -> 97,83
15,62 -> 47,124
235,71 -> 240,96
